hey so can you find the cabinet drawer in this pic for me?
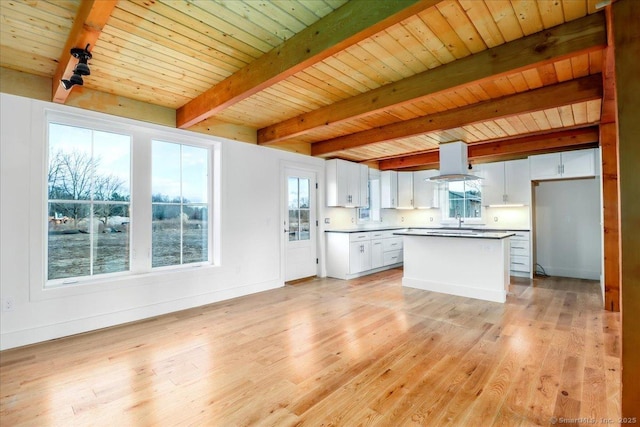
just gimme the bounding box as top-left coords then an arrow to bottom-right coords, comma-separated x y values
383,250 -> 403,266
510,243 -> 530,257
349,232 -> 371,242
510,255 -> 530,272
509,231 -> 530,241
370,231 -> 385,239
382,230 -> 400,239
383,237 -> 403,251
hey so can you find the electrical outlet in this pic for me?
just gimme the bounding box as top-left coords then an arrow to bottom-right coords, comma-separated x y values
2,296 -> 15,312
324,218 -> 330,224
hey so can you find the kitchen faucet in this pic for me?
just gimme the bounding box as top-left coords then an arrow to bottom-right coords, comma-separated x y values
455,213 -> 464,228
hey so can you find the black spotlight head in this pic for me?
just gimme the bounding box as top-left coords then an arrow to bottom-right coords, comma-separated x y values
74,62 -> 90,76
60,73 -> 84,90
61,45 -> 92,90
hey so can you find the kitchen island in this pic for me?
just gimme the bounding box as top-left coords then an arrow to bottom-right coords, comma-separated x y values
393,229 -> 515,303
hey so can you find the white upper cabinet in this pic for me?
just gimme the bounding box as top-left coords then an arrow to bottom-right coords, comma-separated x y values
326,159 -> 369,207
561,149 -> 597,178
380,170 -> 398,208
529,149 -> 596,180
480,162 -> 505,206
481,159 -> 531,206
413,170 -> 440,208
505,159 -> 532,205
397,172 -> 414,208
358,162 -> 369,207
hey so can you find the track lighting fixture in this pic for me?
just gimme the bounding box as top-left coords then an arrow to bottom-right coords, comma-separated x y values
60,44 -> 92,90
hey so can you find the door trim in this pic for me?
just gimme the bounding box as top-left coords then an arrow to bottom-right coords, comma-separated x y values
279,161 -> 324,284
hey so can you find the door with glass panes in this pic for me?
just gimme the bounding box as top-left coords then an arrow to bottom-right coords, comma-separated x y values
284,168 -> 317,281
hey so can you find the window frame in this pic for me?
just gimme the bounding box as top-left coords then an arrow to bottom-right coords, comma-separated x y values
30,109 -> 220,301
151,139 -> 212,270
440,179 -> 485,226
45,116 -> 134,286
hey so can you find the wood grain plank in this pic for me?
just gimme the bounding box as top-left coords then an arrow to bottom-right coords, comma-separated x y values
311,74 -> 602,156
458,0 -> 506,48
177,0 -> 439,128
260,13 -> 606,145
378,126 -> 599,169
436,0 -> 487,54
510,0 -> 545,36
0,271 -> 617,426
562,0 -> 588,21
537,0 -> 566,29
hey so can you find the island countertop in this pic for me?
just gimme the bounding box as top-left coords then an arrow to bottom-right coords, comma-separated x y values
394,229 -> 515,240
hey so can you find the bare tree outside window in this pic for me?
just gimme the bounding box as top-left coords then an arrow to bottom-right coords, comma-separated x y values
47,123 -> 131,280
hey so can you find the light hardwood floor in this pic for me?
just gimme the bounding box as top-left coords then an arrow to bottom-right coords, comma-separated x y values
0,269 -> 621,426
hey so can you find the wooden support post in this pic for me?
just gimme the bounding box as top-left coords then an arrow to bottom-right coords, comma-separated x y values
600,123 -> 620,312
613,0 -> 640,414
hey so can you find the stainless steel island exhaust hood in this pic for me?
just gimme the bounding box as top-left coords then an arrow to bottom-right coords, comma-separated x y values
428,141 -> 482,182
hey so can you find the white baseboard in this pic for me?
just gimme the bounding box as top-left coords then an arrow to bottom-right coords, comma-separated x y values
0,279 -> 282,351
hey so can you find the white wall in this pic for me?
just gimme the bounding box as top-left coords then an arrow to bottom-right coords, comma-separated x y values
324,202 -> 530,230
0,93 -> 325,350
484,206 -> 531,230
534,178 -> 602,280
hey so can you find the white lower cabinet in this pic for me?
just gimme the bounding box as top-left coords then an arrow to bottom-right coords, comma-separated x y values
509,231 -> 531,277
371,239 -> 384,269
326,230 -> 404,279
349,239 -> 372,274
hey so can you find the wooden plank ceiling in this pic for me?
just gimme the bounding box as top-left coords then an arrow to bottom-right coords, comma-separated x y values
0,0 -> 609,169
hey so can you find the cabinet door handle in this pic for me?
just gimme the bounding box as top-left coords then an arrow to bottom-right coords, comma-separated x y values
512,262 -> 526,265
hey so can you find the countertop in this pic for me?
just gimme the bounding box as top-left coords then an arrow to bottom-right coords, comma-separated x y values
393,229 -> 516,240
325,226 -> 528,233
324,226 -> 407,233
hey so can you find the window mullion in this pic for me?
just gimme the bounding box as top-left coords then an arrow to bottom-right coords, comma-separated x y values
179,144 -> 184,265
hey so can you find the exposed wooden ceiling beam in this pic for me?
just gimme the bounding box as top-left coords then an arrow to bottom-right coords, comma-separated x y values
378,127 -> 600,170
601,5 -> 618,124
311,74 -> 602,157
176,0 -> 440,129
52,0 -> 118,104
259,12 -> 606,146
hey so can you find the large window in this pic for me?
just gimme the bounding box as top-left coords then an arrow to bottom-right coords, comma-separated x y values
43,113 -> 215,289
152,141 -> 209,268
444,179 -> 482,220
47,123 -> 131,281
